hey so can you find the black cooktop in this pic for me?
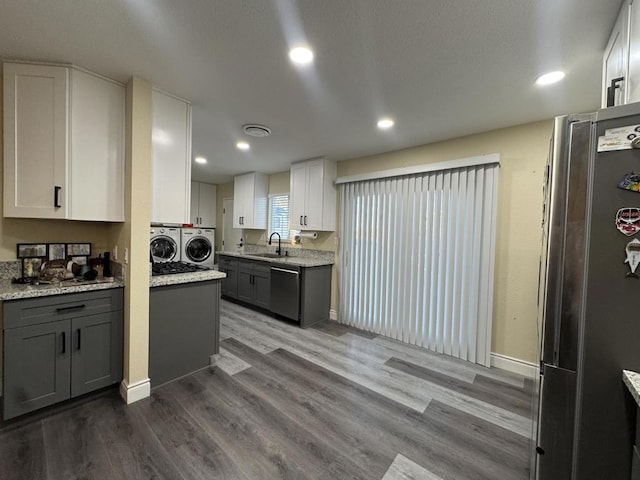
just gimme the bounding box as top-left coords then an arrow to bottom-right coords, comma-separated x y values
152,261 -> 210,276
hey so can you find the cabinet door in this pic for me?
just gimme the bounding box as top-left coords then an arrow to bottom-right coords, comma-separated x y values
4,320 -> 71,420
190,181 -> 200,225
233,175 -> 246,228
237,266 -> 254,303
198,182 -> 217,227
304,159 -> 326,230
628,1 -> 640,103
221,264 -> 238,298
71,311 -> 123,397
252,270 -> 271,310
3,63 -> 68,219
603,2 -> 630,107
152,90 -> 192,225
69,69 -> 125,222
289,162 -> 307,230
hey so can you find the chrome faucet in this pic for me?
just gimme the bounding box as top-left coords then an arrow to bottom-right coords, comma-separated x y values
268,232 -> 282,255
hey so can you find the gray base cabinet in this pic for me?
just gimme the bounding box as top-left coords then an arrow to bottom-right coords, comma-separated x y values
3,288 -> 123,420
149,280 -> 220,388
237,259 -> 271,310
219,256 -> 238,298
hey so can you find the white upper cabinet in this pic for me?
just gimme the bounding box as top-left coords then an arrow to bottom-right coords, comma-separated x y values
289,158 -> 336,231
3,62 -> 125,221
151,89 -> 192,225
600,1 -> 640,107
233,172 -> 268,229
190,181 -> 217,227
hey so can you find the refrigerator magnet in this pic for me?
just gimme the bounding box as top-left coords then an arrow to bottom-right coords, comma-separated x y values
617,172 -> 640,193
615,207 -> 640,236
625,239 -> 640,277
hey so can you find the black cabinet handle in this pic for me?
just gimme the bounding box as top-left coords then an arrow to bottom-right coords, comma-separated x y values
56,304 -> 86,314
300,215 -> 303,226
77,329 -> 81,350
607,76 -> 625,107
54,186 -> 61,208
61,331 -> 66,354
304,215 -> 307,226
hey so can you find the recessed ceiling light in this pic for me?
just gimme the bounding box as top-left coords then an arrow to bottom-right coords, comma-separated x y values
194,156 -> 207,164
289,46 -> 314,65
236,141 -> 250,151
535,71 -> 565,86
377,118 -> 395,129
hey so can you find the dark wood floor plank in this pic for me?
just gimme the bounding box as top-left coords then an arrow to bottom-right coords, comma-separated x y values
386,356 -> 532,417
0,421 -> 48,480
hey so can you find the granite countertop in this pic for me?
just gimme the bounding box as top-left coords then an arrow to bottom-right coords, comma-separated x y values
623,370 -> 640,408
218,251 -> 334,267
0,277 -> 124,301
149,269 -> 226,288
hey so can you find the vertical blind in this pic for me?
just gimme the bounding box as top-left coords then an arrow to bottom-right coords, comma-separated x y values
338,162 -> 499,366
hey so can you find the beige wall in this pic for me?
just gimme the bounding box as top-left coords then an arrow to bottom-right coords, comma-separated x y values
110,77 -> 152,390
220,120 -> 550,364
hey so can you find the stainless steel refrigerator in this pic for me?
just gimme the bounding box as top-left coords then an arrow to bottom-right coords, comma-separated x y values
533,103 -> 640,479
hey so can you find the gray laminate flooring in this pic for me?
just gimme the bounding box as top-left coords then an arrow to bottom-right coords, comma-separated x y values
0,299 -> 534,480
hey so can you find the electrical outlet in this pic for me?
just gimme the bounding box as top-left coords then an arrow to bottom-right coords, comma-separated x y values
124,247 -> 129,264
113,245 -> 118,260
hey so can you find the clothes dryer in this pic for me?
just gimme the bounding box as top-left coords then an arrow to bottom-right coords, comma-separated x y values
150,227 -> 181,262
181,228 -> 215,269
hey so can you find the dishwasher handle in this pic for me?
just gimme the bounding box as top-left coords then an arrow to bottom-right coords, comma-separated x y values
271,267 -> 299,275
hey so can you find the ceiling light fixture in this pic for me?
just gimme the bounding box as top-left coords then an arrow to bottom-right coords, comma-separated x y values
289,46 -> 314,65
535,71 -> 565,86
236,141 -> 250,151
243,124 -> 272,137
194,156 -> 207,164
377,118 -> 395,130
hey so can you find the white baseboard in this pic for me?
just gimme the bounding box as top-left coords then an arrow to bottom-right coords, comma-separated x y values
490,352 -> 539,379
329,309 -> 338,321
119,378 -> 151,404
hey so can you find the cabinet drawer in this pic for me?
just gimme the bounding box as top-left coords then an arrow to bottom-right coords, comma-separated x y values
4,288 -> 123,329
239,259 -> 271,273
219,256 -> 238,269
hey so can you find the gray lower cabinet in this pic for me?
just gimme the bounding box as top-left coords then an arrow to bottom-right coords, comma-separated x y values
237,259 -> 271,309
3,288 -> 123,420
219,256 -> 238,298
633,406 -> 640,480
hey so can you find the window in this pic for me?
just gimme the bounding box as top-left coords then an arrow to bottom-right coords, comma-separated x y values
268,193 -> 291,240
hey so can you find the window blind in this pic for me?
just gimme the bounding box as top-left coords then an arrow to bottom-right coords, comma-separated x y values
269,194 -> 290,239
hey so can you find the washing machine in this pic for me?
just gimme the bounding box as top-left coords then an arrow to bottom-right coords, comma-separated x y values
181,228 -> 215,269
150,227 -> 181,262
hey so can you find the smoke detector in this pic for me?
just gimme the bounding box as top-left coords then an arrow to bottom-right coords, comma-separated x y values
243,124 -> 271,137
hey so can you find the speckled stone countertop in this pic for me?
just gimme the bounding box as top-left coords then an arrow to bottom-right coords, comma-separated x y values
0,278 -> 124,301
623,370 -> 640,408
149,269 -> 226,288
219,251 -> 334,267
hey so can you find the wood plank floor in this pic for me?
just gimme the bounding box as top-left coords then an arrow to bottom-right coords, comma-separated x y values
0,299 -> 534,480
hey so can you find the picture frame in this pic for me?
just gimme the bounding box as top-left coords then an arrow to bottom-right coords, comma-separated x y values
17,243 -> 47,258
22,257 -> 44,278
66,243 -> 91,257
71,256 -> 88,266
48,243 -> 66,261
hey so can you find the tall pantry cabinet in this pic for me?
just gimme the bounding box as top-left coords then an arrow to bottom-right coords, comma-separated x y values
3,62 -> 125,221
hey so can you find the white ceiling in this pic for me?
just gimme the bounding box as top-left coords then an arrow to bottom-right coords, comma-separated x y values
0,0 -> 623,184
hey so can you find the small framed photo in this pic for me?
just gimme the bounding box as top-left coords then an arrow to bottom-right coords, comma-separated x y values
22,257 -> 43,278
17,243 -> 47,258
71,256 -> 88,266
67,243 -> 91,257
48,243 -> 66,261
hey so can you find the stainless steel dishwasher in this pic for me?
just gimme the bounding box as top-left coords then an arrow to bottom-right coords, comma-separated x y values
270,266 -> 300,321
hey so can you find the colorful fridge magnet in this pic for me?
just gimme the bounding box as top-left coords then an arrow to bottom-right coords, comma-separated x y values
617,172 -> 640,193
615,207 -> 640,236
625,239 -> 640,278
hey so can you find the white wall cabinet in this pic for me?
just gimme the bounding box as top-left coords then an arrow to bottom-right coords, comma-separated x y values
152,89 -> 192,225
190,181 -> 217,227
233,172 -> 268,229
601,0 -> 640,107
3,63 -> 125,221
289,158 -> 336,231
